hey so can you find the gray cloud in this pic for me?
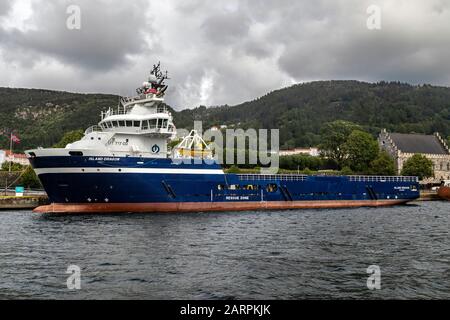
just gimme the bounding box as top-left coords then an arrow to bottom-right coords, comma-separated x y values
0,1 -> 12,16
1,0 -> 150,71
1,0 -> 450,109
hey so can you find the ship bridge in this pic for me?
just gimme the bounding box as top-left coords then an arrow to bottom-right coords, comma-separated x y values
97,104 -> 175,137
52,62 -> 177,158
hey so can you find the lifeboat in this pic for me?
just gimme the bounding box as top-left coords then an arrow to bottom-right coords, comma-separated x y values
437,181 -> 450,200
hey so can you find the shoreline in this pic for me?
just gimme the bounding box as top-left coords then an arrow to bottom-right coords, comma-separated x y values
0,195 -> 49,210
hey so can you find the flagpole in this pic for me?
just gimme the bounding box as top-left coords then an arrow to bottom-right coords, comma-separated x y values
9,132 -> 13,173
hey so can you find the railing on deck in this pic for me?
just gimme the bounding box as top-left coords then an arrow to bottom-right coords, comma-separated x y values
348,175 -> 418,182
101,106 -> 170,120
237,174 -> 308,181
237,174 -> 418,183
84,125 -> 103,135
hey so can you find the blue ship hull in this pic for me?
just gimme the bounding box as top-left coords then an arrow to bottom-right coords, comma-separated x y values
29,156 -> 420,213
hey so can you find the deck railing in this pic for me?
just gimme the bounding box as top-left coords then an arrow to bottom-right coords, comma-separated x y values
237,174 -> 418,183
237,174 -> 308,181
348,175 -> 418,182
84,125 -> 103,135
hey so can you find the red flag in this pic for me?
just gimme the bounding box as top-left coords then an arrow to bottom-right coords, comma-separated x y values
11,134 -> 20,144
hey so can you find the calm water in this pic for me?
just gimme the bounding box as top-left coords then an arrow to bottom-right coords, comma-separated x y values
0,201 -> 449,299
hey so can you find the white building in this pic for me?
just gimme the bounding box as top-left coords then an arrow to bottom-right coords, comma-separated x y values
279,147 -> 320,157
3,150 -> 29,166
378,129 -> 450,183
0,150 -> 5,166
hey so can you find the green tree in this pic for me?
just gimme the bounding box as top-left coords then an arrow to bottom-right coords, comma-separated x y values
340,166 -> 353,175
400,154 -> 433,180
53,129 -> 84,148
19,166 -> 42,188
369,151 -> 396,175
226,165 -> 241,173
319,120 -> 361,167
168,138 -> 182,149
1,161 -> 25,172
342,130 -> 379,173
279,154 -> 324,171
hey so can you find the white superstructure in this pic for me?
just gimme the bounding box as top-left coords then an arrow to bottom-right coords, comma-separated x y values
29,63 -> 178,159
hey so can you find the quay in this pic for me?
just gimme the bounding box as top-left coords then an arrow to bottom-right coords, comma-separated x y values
0,194 -> 49,210
418,190 -> 441,201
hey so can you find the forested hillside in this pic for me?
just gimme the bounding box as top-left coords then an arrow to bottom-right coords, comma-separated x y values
1,80 -> 450,151
176,81 -> 450,148
0,88 -> 118,150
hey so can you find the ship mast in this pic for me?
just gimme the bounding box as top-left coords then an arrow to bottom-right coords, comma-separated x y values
136,62 -> 169,97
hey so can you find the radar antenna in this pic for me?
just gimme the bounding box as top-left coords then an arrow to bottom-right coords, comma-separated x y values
136,61 -> 170,96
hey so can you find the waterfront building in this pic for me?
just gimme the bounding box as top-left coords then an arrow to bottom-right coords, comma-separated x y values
279,147 -> 320,157
378,129 -> 450,183
3,150 -> 29,166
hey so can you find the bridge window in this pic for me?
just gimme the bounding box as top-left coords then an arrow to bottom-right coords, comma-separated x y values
149,119 -> 157,129
112,121 -> 118,127
118,120 -> 125,127
142,120 -> 149,130
69,151 -> 83,156
126,121 -> 133,127
133,121 -> 140,127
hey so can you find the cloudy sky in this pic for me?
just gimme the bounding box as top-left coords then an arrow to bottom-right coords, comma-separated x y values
1,0 -> 450,109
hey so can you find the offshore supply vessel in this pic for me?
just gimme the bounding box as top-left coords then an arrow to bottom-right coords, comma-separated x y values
26,64 -> 420,213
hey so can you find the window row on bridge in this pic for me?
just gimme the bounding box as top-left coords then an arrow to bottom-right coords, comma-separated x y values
99,119 -> 170,130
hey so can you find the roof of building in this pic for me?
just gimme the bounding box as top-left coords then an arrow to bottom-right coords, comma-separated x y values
4,150 -> 27,158
389,133 -> 449,155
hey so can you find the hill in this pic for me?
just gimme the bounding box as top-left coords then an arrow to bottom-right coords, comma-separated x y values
0,88 -> 118,151
176,81 -> 450,148
1,81 -> 450,151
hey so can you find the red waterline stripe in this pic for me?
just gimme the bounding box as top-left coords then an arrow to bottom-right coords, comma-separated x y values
34,199 -> 410,214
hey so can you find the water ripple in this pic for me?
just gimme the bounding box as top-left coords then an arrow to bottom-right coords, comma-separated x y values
0,202 -> 449,299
